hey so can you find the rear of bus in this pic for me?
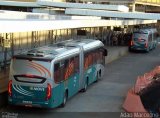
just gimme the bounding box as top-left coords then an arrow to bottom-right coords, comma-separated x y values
8,55 -> 54,108
129,31 -> 149,52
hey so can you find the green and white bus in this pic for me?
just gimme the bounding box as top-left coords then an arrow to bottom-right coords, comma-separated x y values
8,39 -> 107,108
129,28 -> 158,52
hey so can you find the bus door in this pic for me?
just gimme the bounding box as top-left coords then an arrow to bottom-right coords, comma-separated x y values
54,56 -> 80,98
63,56 -> 80,97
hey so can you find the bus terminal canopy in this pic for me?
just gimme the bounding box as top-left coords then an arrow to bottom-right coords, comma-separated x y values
65,8 -> 160,20
0,19 -> 157,33
37,0 -> 129,12
0,0 -> 42,7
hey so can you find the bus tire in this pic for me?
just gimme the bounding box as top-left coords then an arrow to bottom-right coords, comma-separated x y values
61,91 -> 68,107
99,70 -> 101,78
146,48 -> 150,53
95,72 -> 99,83
128,47 -> 132,52
154,44 -> 157,49
82,78 -> 88,92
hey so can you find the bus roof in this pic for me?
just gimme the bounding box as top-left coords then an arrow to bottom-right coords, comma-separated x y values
14,44 -> 79,61
14,39 -> 103,61
134,28 -> 157,34
54,39 -> 104,50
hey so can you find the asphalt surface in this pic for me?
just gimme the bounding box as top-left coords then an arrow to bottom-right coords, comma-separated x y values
1,46 -> 160,118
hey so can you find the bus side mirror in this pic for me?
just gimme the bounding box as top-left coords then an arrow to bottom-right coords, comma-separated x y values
103,48 -> 108,56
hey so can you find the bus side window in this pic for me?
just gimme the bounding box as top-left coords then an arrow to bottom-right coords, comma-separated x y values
88,54 -> 92,67
154,32 -> 158,39
103,48 -> 108,56
148,34 -> 152,42
92,51 -> 97,64
97,49 -> 102,64
64,59 -> 69,68
54,63 -> 60,83
84,53 -> 89,70
64,57 -> 75,80
74,56 -> 79,73
64,59 -> 69,80
96,50 -> 100,62
69,57 -> 75,76
157,33 -> 159,37
60,61 -> 65,82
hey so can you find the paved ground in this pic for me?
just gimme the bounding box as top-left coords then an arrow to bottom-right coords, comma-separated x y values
1,46 -> 160,118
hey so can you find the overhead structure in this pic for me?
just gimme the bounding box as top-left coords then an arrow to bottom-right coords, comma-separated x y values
76,0 -> 160,6
37,0 -> 129,12
77,0 -> 160,12
0,10 -> 50,20
65,8 -> 160,20
0,19 -> 156,33
0,0 -> 41,7
0,10 -> 101,20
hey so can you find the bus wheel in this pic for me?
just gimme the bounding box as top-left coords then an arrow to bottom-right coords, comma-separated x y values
99,70 -> 101,78
95,70 -> 101,82
61,91 -> 68,107
128,47 -> 132,52
146,48 -> 150,53
95,72 -> 99,83
82,78 -> 88,92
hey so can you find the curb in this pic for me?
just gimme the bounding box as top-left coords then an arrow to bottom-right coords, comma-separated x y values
106,47 -> 128,64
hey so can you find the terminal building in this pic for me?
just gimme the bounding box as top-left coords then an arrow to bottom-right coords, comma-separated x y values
75,0 -> 160,12
0,0 -> 159,68
0,0 -> 160,113
0,0 -> 160,108
0,0 -> 160,12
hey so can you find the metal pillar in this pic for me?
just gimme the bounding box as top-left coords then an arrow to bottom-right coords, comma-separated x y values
10,33 -> 14,57
89,27 -> 92,38
31,31 -> 39,48
3,33 -> 10,70
48,30 -> 53,44
0,34 -> 4,69
4,47 -> 7,71
48,30 -> 57,44
67,29 -> 69,40
132,3 -> 136,12
100,27 -> 103,42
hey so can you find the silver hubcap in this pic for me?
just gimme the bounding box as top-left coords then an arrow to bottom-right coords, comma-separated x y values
63,95 -> 66,104
84,83 -> 87,90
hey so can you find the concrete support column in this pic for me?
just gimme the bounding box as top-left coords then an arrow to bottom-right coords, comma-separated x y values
10,33 -> 14,57
99,27 -> 103,41
132,3 -> 136,12
108,27 -> 112,46
31,31 -> 39,48
48,30 -> 53,44
157,20 -> 160,35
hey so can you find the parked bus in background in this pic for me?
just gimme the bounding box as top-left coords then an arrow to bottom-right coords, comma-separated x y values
129,28 -> 158,52
8,39 -> 107,108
